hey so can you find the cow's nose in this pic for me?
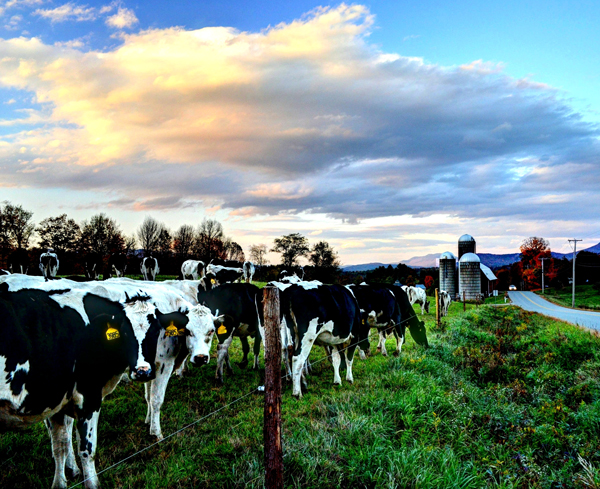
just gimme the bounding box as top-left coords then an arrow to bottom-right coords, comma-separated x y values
193,354 -> 208,366
133,366 -> 152,381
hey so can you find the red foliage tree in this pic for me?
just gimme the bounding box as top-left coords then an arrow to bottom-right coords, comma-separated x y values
424,275 -> 434,288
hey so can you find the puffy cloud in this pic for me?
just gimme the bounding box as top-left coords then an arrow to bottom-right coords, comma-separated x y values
105,6 -> 137,29
0,3 -> 598,248
33,2 -> 96,22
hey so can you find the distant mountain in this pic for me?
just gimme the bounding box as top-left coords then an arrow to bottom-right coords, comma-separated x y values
341,242 -> 600,272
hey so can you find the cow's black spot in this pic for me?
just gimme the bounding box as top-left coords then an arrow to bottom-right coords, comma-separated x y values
160,364 -> 165,374
10,369 -> 27,396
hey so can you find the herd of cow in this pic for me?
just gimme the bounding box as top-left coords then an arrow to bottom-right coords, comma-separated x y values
0,259 -> 453,489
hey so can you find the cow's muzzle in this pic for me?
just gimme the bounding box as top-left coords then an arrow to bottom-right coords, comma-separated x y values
192,354 -> 209,366
131,366 -> 154,381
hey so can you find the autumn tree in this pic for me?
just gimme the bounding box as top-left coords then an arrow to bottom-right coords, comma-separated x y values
37,214 -> 81,253
424,275 -> 434,289
173,224 -> 195,256
249,244 -> 269,266
80,214 -> 126,255
309,241 -> 340,268
520,237 -> 550,269
1,202 -> 35,249
194,219 -> 225,262
271,233 -> 310,267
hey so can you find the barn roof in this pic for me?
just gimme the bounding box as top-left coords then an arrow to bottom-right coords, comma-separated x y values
480,263 -> 497,281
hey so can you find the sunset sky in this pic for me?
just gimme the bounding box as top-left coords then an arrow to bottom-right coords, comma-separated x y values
0,0 -> 599,265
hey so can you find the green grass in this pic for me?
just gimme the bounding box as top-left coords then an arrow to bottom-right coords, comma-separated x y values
535,285 -> 600,311
2,301 -> 600,488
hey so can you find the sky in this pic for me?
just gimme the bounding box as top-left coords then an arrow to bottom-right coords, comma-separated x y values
0,0 -> 599,265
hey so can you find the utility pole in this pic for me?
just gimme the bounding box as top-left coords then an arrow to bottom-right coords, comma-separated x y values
540,257 -> 550,294
568,239 -> 582,308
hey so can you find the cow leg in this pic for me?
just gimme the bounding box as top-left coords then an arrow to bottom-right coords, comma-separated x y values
45,413 -> 77,489
144,382 -> 152,424
75,410 -> 101,489
252,334 -> 261,370
174,354 -> 189,377
331,346 -> 343,385
225,351 -> 234,375
344,344 -> 357,384
148,359 -> 175,440
378,329 -> 389,356
237,336 -> 250,369
393,326 -> 405,356
64,416 -> 80,479
291,346 -> 314,398
215,334 -> 234,384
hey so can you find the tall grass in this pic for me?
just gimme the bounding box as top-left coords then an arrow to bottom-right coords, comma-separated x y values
1,305 -> 599,488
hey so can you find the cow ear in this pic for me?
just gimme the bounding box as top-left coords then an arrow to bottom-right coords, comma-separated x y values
214,314 -> 232,335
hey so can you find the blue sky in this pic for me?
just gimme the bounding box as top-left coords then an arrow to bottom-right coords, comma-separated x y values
0,0 -> 599,264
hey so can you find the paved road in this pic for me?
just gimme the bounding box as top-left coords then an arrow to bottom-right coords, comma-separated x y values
508,291 -> 600,332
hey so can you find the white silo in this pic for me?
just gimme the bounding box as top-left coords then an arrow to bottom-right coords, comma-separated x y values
458,234 -> 476,260
459,253 -> 481,300
439,251 -> 456,297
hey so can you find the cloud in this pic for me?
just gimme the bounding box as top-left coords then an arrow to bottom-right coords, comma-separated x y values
33,2 -> 96,22
0,3 -> 598,238
105,6 -> 137,29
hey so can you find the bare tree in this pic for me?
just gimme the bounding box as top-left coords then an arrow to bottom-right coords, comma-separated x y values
173,224 -> 195,256
249,244 -> 269,266
194,218 -> 224,262
80,214 -> 126,255
271,233 -> 309,267
223,238 -> 245,262
2,202 -> 35,249
37,214 -> 81,253
137,216 -> 164,256
309,241 -> 340,268
158,227 -> 173,254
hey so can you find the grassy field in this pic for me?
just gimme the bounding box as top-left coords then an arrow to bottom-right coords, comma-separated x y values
1,298 -> 600,488
535,285 -> 600,311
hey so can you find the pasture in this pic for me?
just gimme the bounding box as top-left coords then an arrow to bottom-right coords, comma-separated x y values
536,285 -> 600,311
1,295 -> 599,488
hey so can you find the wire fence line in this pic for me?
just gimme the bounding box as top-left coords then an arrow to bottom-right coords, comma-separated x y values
68,308 -> 426,488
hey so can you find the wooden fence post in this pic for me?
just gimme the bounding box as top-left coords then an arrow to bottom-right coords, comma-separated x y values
463,291 -> 466,312
263,286 -> 283,489
435,288 -> 440,329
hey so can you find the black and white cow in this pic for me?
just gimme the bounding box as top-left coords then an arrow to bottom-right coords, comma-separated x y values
181,259 -> 205,280
141,256 -> 159,281
0,269 -> 10,276
379,284 -> 429,348
270,281 -> 366,398
243,260 -> 255,283
206,263 -> 244,285
0,282 -> 165,489
402,285 -> 430,315
8,248 -> 29,274
279,267 -> 304,281
107,253 -> 127,278
439,290 -> 452,317
39,249 -> 59,281
84,252 -> 104,280
347,284 -> 402,357
196,283 -> 263,383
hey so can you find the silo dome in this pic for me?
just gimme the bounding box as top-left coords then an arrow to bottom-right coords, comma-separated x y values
439,251 -> 457,297
458,234 -> 475,242
458,234 -> 476,259
459,252 -> 481,300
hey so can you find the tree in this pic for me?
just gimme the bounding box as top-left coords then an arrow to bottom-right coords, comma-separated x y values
309,241 -> 340,268
271,233 -> 310,267
194,219 -> 224,262
173,225 -> 195,256
249,244 -> 269,266
158,227 -> 173,254
80,214 -> 126,255
520,237 -> 550,270
223,238 -> 245,262
424,275 -> 434,289
2,202 -> 35,249
137,216 -> 165,256
37,214 -> 81,253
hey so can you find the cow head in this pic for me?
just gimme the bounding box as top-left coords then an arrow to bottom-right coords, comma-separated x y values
165,305 -> 216,366
423,299 -> 430,314
200,272 -> 217,291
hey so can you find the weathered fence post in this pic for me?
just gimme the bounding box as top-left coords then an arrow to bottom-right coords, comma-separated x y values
463,291 -> 466,312
435,288 -> 440,329
263,286 -> 283,489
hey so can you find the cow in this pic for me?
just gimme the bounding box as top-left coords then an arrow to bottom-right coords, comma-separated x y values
439,290 -> 452,317
141,256 -> 159,281
107,253 -> 127,278
402,285 -> 430,315
206,264 -> 244,285
380,284 -> 429,348
196,283 -> 263,384
39,248 -> 59,281
181,259 -> 205,280
243,260 -> 255,283
347,284 -> 402,357
0,282 -> 166,489
7,248 -> 29,275
83,252 -> 104,280
0,269 -> 10,275
269,281 -> 367,398
279,267 -> 304,281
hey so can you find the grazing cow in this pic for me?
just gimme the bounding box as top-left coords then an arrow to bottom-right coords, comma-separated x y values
107,253 -> 127,278
210,258 -> 243,268
141,256 -> 159,281
84,252 -> 104,280
279,267 -> 304,281
8,248 -> 29,274
0,282 -> 165,489
402,285 -> 430,314
379,284 -> 428,347
196,283 -> 263,383
39,249 -> 59,281
206,264 -> 244,285
243,260 -> 255,283
270,281 -> 366,398
347,284 -> 402,357
439,290 -> 452,317
181,259 -> 205,280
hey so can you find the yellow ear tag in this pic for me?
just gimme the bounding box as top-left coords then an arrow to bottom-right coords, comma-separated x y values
165,323 -> 179,337
362,319 -> 365,325
106,327 -> 120,341
211,279 -> 216,284
217,325 -> 227,335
